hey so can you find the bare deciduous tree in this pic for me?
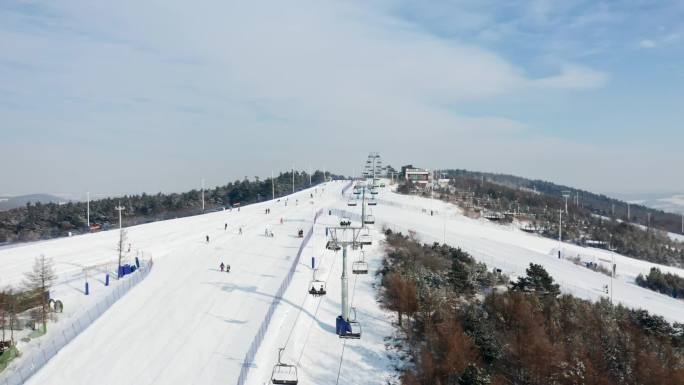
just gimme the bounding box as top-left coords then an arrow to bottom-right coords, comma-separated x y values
23,254 -> 56,334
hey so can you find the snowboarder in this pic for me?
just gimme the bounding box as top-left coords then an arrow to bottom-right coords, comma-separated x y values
206,235 -> 210,243
220,262 -> 225,272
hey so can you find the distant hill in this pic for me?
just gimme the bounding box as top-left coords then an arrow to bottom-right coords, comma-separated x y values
0,194 -> 71,212
440,169 -> 684,235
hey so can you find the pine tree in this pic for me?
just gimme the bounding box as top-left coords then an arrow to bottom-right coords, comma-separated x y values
23,255 -> 56,333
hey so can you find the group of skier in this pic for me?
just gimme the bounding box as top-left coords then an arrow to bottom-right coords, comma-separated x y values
219,262 -> 231,273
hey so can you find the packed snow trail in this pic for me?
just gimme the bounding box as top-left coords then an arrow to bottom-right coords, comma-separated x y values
247,203 -> 395,385
16,183 -> 343,385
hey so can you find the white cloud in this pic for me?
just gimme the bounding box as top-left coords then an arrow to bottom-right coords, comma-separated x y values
528,64 -> 608,89
639,39 -> 657,48
0,0 -> 622,194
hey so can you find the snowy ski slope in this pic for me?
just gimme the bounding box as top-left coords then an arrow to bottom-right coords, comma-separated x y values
2,179 -> 683,385
6,183 -> 344,385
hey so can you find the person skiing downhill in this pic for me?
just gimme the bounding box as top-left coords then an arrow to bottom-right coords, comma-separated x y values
220,262 -> 225,272
206,235 -> 210,243
239,227 -> 242,235
226,264 -> 231,273
224,223 -> 228,231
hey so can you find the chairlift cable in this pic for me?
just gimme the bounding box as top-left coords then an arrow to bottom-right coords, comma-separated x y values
295,240 -> 339,365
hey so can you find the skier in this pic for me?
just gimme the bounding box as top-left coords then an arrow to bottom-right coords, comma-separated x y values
239,227 -> 243,235
280,217 -> 283,224
225,223 -> 228,231
226,264 -> 231,273
220,262 -> 225,272
206,235 -> 210,243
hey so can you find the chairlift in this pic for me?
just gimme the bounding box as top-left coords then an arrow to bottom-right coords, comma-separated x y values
340,307 -> 362,339
363,214 -> 375,225
347,199 -> 357,207
367,198 -> 377,206
352,252 -> 368,274
484,212 -> 504,221
326,240 -> 341,251
271,348 -> 298,384
308,269 -> 326,296
358,229 -> 372,246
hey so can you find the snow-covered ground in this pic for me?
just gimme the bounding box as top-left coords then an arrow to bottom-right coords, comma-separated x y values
374,187 -> 684,323
0,182 -> 353,385
2,179 -> 683,385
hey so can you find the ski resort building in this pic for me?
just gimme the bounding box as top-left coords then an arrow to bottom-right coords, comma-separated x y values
401,165 -> 431,187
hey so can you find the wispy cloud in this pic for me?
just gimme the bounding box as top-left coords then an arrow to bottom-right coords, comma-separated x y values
0,0 -> 682,195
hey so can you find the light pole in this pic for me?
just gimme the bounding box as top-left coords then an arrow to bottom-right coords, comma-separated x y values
609,234 -> 615,304
201,179 -> 205,212
86,191 -> 90,229
558,209 -> 563,259
115,204 -> 125,277
271,170 -> 275,200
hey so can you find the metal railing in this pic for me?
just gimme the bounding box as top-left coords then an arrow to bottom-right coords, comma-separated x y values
0,260 -> 154,385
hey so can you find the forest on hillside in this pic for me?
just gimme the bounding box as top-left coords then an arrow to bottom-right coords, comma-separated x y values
401,172 -> 684,266
380,230 -> 684,385
440,169 -> 684,235
0,170 -> 341,244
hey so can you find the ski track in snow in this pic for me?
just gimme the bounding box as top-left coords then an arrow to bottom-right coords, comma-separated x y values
1,181 -> 683,385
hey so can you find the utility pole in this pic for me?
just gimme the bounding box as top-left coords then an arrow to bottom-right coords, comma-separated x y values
627,203 -> 630,221
115,204 -> 125,277
562,191 -> 570,214
201,179 -> 205,212
271,170 -> 275,200
86,191 -> 90,229
558,209 -> 563,258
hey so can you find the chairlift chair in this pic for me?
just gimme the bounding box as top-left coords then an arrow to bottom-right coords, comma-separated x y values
359,230 -> 372,246
367,198 -> 377,206
308,269 -> 327,296
347,199 -> 357,207
340,307 -> 362,339
352,260 -> 369,274
326,240 -> 341,251
370,188 -> 378,195
340,218 -> 351,227
363,215 -> 375,225
271,348 -> 298,384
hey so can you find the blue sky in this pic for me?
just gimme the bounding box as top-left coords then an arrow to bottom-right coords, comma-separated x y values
1,0 -> 682,197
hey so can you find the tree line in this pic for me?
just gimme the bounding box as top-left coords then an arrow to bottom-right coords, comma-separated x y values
405,173 -> 684,266
636,267 -> 684,299
380,230 -> 684,385
0,170 -> 340,244
440,169 -> 684,235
